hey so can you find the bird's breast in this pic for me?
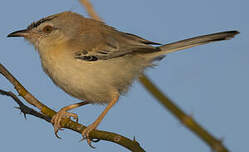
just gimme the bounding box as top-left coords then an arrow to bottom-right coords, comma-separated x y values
39,48 -> 149,104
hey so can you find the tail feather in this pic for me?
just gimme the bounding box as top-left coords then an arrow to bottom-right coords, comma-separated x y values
155,30 -> 239,56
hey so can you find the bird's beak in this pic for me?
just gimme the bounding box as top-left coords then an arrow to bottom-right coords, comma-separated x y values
7,29 -> 29,37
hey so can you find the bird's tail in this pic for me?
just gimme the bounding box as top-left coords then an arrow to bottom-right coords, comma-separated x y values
149,30 -> 239,58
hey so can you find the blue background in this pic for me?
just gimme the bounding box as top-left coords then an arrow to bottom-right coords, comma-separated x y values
0,0 -> 247,151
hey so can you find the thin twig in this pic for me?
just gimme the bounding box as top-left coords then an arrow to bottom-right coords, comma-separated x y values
0,89 -> 50,122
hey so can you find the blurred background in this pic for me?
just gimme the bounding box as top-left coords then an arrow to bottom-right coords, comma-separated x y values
0,0 -> 247,151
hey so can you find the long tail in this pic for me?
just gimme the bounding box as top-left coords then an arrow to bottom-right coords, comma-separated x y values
152,30 -> 239,57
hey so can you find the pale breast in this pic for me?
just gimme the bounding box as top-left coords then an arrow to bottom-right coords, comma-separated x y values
39,48 -> 149,104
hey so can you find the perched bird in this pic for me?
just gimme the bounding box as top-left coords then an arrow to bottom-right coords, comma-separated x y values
8,11 -> 239,146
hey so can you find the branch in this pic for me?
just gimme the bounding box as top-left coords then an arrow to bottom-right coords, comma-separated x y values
79,0 -> 102,21
139,76 -> 228,152
0,63 -> 45,110
0,89 -> 50,122
78,0 -> 230,152
0,63 -> 145,152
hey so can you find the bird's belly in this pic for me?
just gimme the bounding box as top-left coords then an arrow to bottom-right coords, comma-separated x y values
40,54 -> 147,104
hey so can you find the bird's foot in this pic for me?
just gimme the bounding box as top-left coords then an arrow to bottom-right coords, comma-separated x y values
51,109 -> 78,138
81,122 -> 98,148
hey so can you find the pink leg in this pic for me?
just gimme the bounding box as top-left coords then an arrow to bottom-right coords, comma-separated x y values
81,94 -> 119,148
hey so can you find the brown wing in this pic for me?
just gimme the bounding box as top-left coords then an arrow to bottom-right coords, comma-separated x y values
74,23 -> 161,61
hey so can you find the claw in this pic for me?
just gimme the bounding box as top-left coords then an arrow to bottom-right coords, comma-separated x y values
87,138 -> 96,149
81,123 -> 98,148
51,110 -> 79,139
79,136 -> 86,142
54,127 -> 62,139
80,132 -> 96,149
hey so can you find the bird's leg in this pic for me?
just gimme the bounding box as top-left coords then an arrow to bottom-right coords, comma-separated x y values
81,94 -> 119,148
51,101 -> 89,138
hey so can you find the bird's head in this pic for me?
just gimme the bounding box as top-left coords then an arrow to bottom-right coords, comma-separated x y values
8,11 -> 86,52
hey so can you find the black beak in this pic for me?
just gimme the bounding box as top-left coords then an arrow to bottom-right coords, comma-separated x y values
7,29 -> 29,37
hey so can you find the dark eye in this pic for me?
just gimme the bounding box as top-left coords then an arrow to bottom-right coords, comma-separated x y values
42,25 -> 53,33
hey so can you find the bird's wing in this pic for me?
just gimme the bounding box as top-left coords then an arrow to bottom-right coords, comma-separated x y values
74,27 -> 161,61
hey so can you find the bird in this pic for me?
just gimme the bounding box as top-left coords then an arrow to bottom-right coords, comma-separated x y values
7,11 -> 239,147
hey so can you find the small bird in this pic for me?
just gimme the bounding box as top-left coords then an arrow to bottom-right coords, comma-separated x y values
8,11 -> 239,146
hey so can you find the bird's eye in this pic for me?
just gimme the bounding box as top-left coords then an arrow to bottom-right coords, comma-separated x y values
42,25 -> 53,33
